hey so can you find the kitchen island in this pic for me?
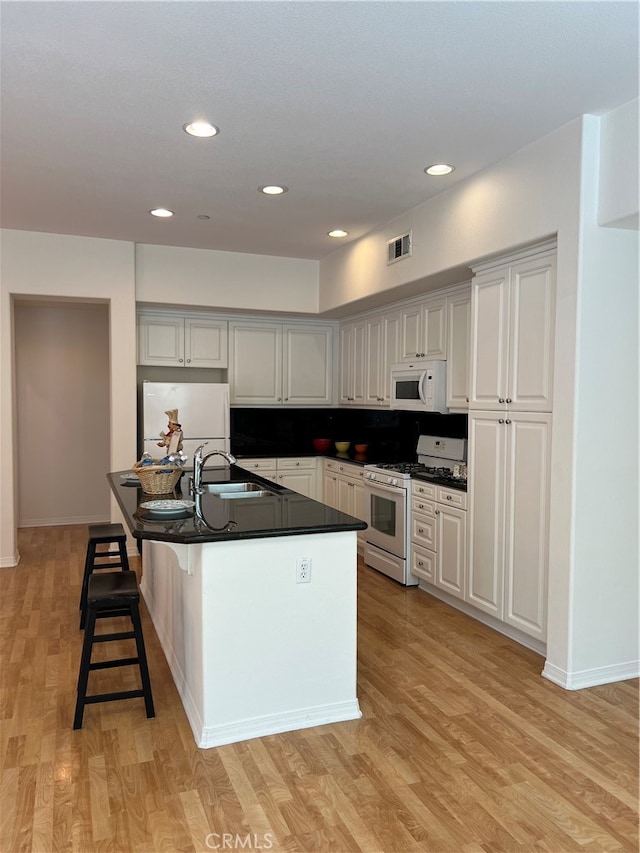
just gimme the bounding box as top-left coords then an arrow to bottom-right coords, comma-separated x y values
108,467 -> 366,748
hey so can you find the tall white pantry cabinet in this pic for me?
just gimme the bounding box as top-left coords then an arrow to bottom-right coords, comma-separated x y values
467,241 -> 556,643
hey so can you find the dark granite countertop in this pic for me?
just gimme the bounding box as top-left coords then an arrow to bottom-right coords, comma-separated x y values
109,466 -> 367,545
411,472 -> 468,492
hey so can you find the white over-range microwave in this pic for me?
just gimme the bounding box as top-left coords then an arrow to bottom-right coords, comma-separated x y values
389,361 -> 448,412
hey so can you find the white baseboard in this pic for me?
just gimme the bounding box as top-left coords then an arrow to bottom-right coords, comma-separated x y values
0,550 -> 20,568
542,660 -> 640,690
18,514 -> 110,528
198,701 -> 362,749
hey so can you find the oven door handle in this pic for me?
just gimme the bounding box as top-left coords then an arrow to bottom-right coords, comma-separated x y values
365,480 -> 406,497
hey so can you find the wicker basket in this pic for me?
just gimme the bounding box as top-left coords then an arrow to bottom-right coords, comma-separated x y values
132,461 -> 183,495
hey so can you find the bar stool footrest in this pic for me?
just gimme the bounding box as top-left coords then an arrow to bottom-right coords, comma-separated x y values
89,656 -> 140,671
83,688 -> 146,705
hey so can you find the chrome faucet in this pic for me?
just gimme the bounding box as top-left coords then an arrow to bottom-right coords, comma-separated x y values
190,442 -> 237,495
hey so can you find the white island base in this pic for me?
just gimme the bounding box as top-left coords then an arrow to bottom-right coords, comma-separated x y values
141,531 -> 361,748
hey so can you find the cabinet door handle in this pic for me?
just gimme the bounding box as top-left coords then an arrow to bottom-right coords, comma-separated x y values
186,358 -> 191,363
179,358 -> 184,363
466,397 -> 469,402
498,418 -> 505,424
498,397 -> 505,403
278,397 -> 282,401
506,398 -> 512,404
418,503 -> 424,509
435,509 -> 440,515
418,527 -> 424,534
418,560 -> 424,568
446,495 -> 452,500
505,419 -> 512,424
285,397 -> 289,401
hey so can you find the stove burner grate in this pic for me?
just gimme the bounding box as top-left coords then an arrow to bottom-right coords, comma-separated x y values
373,462 -> 455,477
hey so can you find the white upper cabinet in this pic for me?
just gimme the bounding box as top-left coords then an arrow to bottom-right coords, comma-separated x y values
399,303 -> 423,361
469,245 -> 556,411
137,312 -> 228,368
382,311 -> 401,404
230,320 -> 333,406
283,325 -> 333,405
229,321 -> 282,404
399,296 -> 447,362
339,320 -> 366,405
364,315 -> 385,405
343,308 -> 401,408
445,287 -> 471,411
423,297 -> 447,360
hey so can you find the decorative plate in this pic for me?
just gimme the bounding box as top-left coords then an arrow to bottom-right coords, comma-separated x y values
139,499 -> 195,514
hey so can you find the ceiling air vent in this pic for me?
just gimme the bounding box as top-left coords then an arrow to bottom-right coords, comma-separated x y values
387,231 -> 412,265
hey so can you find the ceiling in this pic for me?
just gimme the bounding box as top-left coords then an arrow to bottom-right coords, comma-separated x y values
1,1 -> 638,261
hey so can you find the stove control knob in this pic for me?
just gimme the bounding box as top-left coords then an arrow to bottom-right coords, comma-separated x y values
391,478 -> 398,487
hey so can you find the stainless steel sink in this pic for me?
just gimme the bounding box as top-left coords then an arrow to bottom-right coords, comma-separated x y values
218,490 -> 273,500
203,482 -> 276,499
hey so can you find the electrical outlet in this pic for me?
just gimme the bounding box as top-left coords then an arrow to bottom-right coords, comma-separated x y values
296,557 -> 311,583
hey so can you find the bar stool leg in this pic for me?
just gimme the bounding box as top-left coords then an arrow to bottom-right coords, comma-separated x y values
74,606 -> 97,730
130,600 -> 155,719
79,540 -> 98,612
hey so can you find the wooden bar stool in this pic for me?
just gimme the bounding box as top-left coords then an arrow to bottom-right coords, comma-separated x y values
79,523 -> 130,629
73,570 -> 155,729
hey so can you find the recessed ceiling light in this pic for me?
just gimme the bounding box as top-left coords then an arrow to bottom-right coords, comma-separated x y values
183,121 -> 219,138
328,229 -> 349,238
149,208 -> 174,217
259,185 -> 288,195
424,164 -> 455,176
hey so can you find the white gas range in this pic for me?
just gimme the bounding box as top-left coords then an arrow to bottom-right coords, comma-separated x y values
363,435 -> 467,585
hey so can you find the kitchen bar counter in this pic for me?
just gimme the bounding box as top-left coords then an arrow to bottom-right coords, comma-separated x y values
108,466 -> 366,545
107,466 -> 363,750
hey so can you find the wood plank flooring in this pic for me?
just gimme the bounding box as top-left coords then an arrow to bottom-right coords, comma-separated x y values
1,524 -> 637,852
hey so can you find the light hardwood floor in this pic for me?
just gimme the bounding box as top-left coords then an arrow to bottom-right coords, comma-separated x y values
1,525 -> 638,852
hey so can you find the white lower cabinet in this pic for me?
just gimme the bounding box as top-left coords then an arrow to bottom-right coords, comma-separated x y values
436,501 -> 466,598
274,457 -> 318,499
466,411 -> 551,641
236,457 -> 319,500
323,459 -> 366,550
410,482 -> 466,600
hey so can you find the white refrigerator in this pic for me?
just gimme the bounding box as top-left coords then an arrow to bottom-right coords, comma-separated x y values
142,381 -> 231,466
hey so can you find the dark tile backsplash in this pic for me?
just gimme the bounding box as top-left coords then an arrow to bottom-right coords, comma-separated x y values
231,408 -> 467,461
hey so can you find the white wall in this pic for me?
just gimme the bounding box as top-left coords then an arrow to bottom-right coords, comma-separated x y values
136,244 -> 319,315
598,98 -> 639,230
0,230 -> 136,566
319,120 -> 580,314
14,301 -> 111,526
563,116 -> 639,683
